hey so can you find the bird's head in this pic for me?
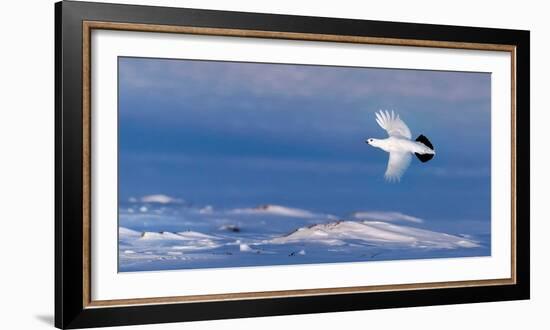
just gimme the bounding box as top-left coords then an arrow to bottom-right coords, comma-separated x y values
365,138 -> 382,147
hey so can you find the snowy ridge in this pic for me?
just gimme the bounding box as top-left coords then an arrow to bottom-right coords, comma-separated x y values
139,231 -> 218,241
352,211 -> 423,223
271,221 -> 479,249
229,204 -> 333,219
119,227 -> 141,239
128,194 -> 185,204
120,227 -> 222,253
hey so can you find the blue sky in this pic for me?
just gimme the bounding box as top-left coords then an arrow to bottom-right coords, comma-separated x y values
118,57 -> 491,236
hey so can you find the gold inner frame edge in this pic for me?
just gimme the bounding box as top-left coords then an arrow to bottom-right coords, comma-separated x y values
81,20 -> 517,308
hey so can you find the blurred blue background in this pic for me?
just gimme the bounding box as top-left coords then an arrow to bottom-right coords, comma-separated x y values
119,57 -> 491,236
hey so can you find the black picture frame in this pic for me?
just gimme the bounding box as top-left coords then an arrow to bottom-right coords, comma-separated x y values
55,1 -> 530,328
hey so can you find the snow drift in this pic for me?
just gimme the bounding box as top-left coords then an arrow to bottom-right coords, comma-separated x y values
271,220 -> 479,249
229,204 -> 333,219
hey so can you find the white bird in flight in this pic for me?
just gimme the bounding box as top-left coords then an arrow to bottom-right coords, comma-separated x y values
366,110 -> 435,182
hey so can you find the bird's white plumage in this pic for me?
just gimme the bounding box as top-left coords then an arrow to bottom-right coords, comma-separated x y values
375,110 -> 412,139
385,152 -> 412,182
367,110 -> 434,182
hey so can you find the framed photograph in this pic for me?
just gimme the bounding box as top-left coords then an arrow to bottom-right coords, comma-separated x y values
55,1 -> 530,328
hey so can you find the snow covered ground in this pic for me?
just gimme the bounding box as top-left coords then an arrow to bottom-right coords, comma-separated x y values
270,221 -> 479,248
119,196 -> 489,272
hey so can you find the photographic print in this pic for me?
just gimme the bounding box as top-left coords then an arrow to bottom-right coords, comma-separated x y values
56,3 -> 529,327
117,57 -> 491,272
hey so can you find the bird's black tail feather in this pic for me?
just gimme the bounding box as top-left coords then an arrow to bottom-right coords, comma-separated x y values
415,134 -> 434,163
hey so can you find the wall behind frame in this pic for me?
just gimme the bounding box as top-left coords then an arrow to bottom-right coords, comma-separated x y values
0,0 -> 546,329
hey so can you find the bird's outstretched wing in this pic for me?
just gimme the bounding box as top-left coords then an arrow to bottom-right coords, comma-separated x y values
375,110 -> 412,139
385,151 -> 412,182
